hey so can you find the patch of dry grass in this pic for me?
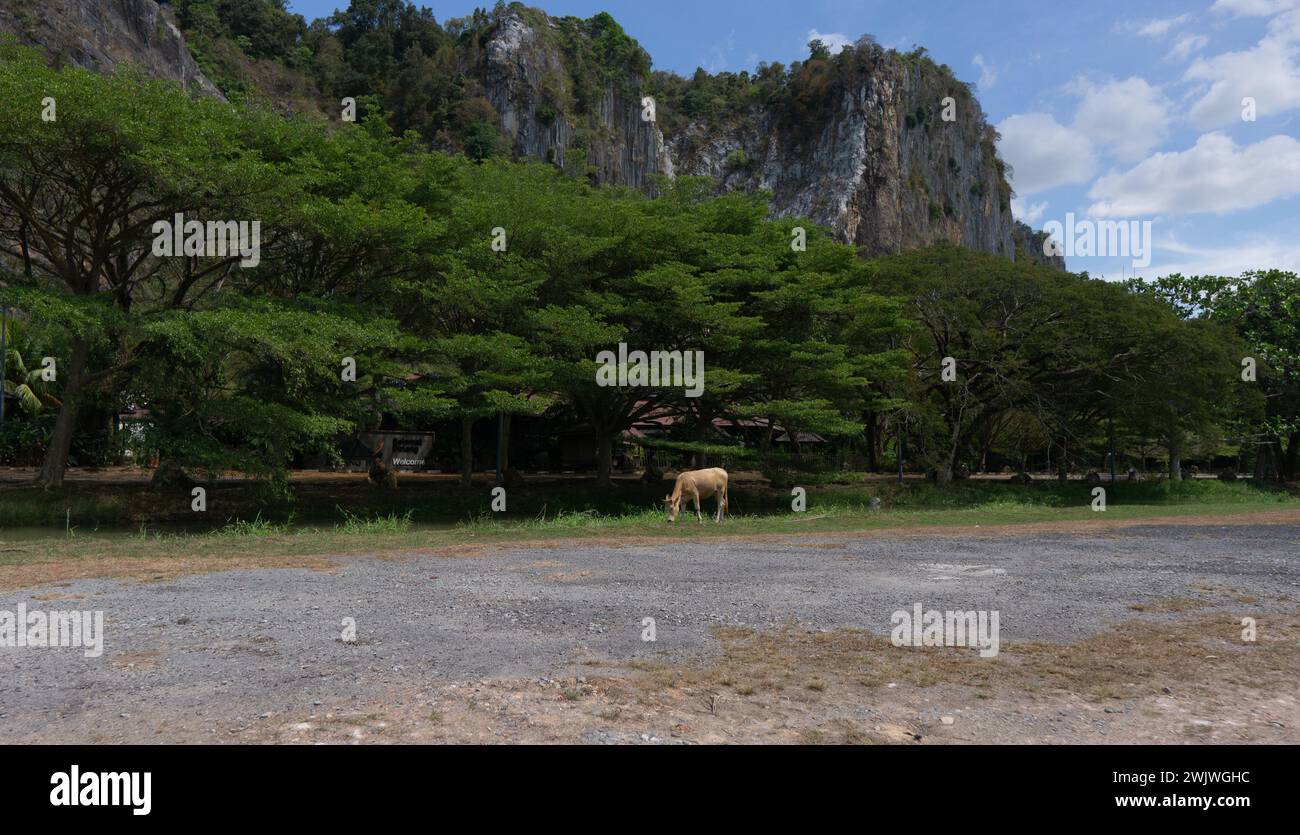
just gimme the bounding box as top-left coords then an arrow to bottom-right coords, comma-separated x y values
564,610 -> 1300,743
228,609 -> 1299,745
1128,596 -> 1210,613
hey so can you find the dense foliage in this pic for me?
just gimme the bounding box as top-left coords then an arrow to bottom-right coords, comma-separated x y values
166,1 -> 653,158
164,3 -> 991,162
1128,272 -> 1300,479
0,42 -> 1292,492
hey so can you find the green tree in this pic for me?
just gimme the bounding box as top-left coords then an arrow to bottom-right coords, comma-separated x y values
0,45 -> 450,486
870,246 -> 1070,483
1,313 -> 61,415
0,46 -> 280,486
1131,271 -> 1296,479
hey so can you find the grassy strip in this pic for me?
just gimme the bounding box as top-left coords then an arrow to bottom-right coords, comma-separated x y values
1,491 -> 1296,572
2,475 -> 1293,530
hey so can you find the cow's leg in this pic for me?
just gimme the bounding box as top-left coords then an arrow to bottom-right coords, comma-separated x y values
694,491 -> 703,523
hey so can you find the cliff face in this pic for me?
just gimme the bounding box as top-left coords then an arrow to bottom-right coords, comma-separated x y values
661,77 -> 1012,259
480,12 -> 670,190
0,0 -> 221,98
2,3 -> 1056,267
479,10 -> 1040,264
1012,221 -> 1067,270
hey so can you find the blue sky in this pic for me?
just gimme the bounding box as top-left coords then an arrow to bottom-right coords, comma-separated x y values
286,0 -> 1300,279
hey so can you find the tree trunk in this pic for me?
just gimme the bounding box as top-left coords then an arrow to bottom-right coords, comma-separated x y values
594,431 -> 613,487
1268,438 -> 1285,481
1284,431 -> 1299,481
500,412 -> 511,474
935,417 -> 961,487
1168,433 -> 1183,482
34,336 -> 90,489
459,414 -> 474,489
693,407 -> 710,469
864,411 -> 879,472
897,427 -> 906,483
937,430 -> 959,486
106,409 -> 117,464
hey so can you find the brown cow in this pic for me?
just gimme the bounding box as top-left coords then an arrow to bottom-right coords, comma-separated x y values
664,468 -> 729,523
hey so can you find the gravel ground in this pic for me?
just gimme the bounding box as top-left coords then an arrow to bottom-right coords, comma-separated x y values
1,521 -> 1297,742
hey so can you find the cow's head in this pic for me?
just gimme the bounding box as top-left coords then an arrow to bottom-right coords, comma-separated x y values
664,493 -> 681,522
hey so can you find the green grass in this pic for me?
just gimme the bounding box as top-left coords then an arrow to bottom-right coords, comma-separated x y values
337,508 -> 415,535
3,472 -> 1290,531
0,492 -> 128,528
0,478 -> 1294,571
460,506 -> 665,532
207,514 -> 292,538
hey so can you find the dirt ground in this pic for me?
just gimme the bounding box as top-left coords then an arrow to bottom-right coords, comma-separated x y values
250,613 -> 1296,745
1,518 -> 1296,744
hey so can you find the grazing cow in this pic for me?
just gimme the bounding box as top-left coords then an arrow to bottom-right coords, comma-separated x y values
664,467 -> 729,523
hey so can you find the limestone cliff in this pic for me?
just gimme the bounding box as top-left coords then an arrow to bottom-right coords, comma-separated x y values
479,11 -> 670,191
0,0 -> 221,98
1,2 -> 1057,267
1013,221 -> 1067,270
475,9 -> 1043,263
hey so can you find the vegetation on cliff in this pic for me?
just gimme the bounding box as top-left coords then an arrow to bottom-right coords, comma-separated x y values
166,3 -> 993,170
168,1 -> 655,157
3,41 -> 1291,496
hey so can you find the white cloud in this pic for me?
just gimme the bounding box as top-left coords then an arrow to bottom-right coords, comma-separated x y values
1167,33 -> 1209,62
704,29 -> 736,73
1184,8 -> 1300,126
972,54 -> 997,89
1086,132 -> 1300,216
1211,0 -> 1298,17
1070,76 -> 1172,163
806,29 -> 852,53
1011,198 -> 1049,225
1132,14 -> 1192,37
996,114 -> 1097,196
1123,233 -> 1300,280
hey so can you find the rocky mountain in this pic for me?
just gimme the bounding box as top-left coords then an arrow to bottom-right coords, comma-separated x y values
481,11 -> 669,190
480,9 -> 1057,266
0,0 -> 221,97
0,1 -> 1060,268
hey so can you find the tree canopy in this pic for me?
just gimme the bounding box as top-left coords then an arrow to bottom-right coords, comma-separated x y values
0,41 -> 1290,491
